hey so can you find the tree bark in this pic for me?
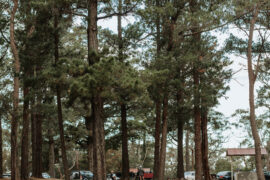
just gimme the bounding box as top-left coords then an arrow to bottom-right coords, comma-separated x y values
189,0 -> 203,177
193,69 -> 203,180
0,116 -> 2,178
118,0 -> 130,178
158,95 -> 168,180
34,97 -> 43,178
92,96 -> 106,180
153,101 -> 161,180
193,66 -> 203,180
31,100 -> 37,177
185,130 -> 190,171
10,1 -> 20,179
48,129 -> 55,178
121,104 -> 130,180
87,0 -> 106,179
177,91 -> 184,179
54,11 -> 70,180
247,4 -> 265,180
21,87 -> 30,180
201,111 -> 211,180
154,0 -> 161,178
56,88 -> 69,180
85,116 -> 93,171
177,116 -> 184,179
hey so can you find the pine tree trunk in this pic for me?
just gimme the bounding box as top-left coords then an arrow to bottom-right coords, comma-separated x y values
0,117 -> 2,178
21,87 -> 30,180
87,0 -> 106,179
34,97 -> 43,178
118,0 -> 130,178
10,1 -> 20,179
177,117 -> 184,179
185,130 -> 190,171
121,104 -> 130,180
158,95 -> 168,180
154,0 -> 161,177
85,116 -> 93,171
193,67 -> 203,180
56,88 -> 69,180
153,101 -> 161,180
189,0 -> 203,177
266,141 -> 270,171
31,101 -> 37,177
54,11 -> 70,180
177,91 -> 184,180
247,5 -> 265,180
48,129 -> 55,178
92,96 -> 106,180
201,111 -> 211,180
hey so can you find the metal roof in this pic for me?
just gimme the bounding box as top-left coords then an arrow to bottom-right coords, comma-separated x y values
226,148 -> 268,156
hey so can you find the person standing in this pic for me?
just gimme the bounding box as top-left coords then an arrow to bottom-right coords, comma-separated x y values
137,168 -> 144,180
110,171 -> 116,180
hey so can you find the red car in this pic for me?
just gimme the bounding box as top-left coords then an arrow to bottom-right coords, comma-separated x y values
144,172 -> 153,179
130,168 -> 153,179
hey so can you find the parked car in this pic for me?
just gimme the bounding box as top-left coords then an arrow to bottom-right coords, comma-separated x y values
217,171 -> 232,180
29,172 -> 51,179
70,170 -> 94,180
264,171 -> 270,180
144,171 -> 153,180
42,172 -> 51,179
184,171 -> 195,180
3,172 -> 11,178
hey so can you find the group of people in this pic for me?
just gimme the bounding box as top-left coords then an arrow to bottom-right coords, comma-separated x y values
110,167 -> 145,180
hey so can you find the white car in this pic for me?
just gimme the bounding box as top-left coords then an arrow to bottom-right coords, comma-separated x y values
184,171 -> 195,180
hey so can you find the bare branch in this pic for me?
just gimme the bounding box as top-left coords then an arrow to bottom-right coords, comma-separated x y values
180,8 -> 255,37
97,3 -> 138,20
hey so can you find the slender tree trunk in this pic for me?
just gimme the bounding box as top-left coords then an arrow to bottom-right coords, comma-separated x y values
177,117 -> 184,179
266,141 -> 270,171
10,1 -> 20,179
55,147 -> 60,164
191,148 -> 194,170
0,117 -> 2,178
154,0 -> 161,178
185,130 -> 190,171
121,104 -> 130,180
193,67 -> 203,180
56,89 -> 69,180
201,111 -> 211,180
48,129 -> 55,178
118,0 -> 130,178
87,0 -> 106,179
177,91 -> 184,180
85,116 -> 93,171
158,95 -> 168,180
92,96 -> 106,180
153,101 -> 161,180
189,0 -> 203,177
21,87 -> 30,180
54,11 -> 70,180
31,100 -> 37,177
247,5 -> 265,180
34,97 -> 43,178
